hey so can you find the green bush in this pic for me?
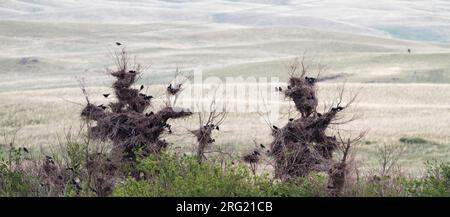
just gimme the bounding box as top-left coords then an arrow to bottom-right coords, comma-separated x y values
112,152 -> 328,197
404,161 -> 450,196
0,145 -> 41,196
399,137 -> 428,144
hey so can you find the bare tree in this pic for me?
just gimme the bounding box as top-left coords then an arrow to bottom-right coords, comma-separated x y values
266,57 -> 363,196
190,97 -> 227,164
79,49 -> 192,194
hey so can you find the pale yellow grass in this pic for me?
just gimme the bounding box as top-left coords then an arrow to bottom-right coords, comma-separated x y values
0,83 -> 449,173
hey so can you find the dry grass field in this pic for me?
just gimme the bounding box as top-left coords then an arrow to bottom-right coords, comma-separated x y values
1,1 -> 450,180
1,82 -> 449,174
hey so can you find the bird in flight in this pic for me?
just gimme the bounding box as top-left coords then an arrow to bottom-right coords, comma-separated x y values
103,93 -> 110,98
116,42 -> 122,46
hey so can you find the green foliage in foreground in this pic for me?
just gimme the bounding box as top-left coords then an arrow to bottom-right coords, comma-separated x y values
1,143 -> 449,197
404,161 -> 450,196
112,153 -> 328,197
0,145 -> 42,196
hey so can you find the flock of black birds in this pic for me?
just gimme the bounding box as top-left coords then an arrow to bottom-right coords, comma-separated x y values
276,76 -> 317,92
100,66 -> 154,109
202,124 -> 220,131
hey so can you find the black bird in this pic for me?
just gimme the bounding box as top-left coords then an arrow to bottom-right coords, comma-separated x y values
98,104 -> 107,110
168,129 -> 172,134
129,70 -> 136,73
287,85 -> 291,90
272,125 -> 279,130
289,118 -> 294,122
140,85 -> 144,91
211,139 -> 215,143
103,93 -> 110,98
22,147 -> 29,153
331,106 -> 344,112
72,178 -> 82,191
243,150 -> 260,163
305,76 -> 316,85
215,126 -> 220,131
278,87 -> 282,91
115,42 -> 122,46
260,144 -> 265,149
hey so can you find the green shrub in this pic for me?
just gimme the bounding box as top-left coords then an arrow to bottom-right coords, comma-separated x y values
113,152 -> 328,197
346,175 -> 409,197
404,161 -> 450,196
399,137 -> 428,144
0,145 -> 41,196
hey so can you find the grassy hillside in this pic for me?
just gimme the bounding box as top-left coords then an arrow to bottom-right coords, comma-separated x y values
1,20 -> 450,92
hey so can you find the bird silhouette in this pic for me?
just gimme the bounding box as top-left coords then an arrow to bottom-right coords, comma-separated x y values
289,118 -> 294,122
260,144 -> 265,149
22,147 -> 29,153
331,106 -> 344,112
45,156 -> 55,164
103,93 -> 110,98
72,178 -> 82,191
278,87 -> 282,91
115,42 -> 122,46
272,125 -> 279,130
140,85 -> 144,91
129,70 -> 136,73
216,126 -> 220,131
305,76 -> 316,85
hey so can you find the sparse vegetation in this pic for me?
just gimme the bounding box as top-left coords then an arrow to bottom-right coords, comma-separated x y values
399,137 -> 428,144
0,50 -> 449,197
1,140 -> 449,197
